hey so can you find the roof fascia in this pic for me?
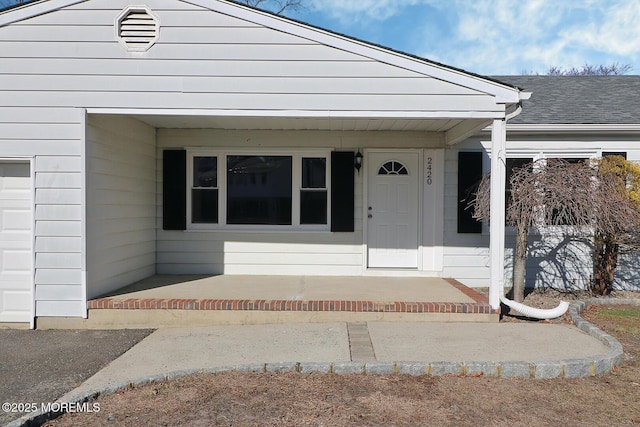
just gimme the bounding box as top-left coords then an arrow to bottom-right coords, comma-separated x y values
86,107 -> 505,120
184,0 -> 522,104
0,0 -> 86,26
476,123 -> 640,135
508,124 -> 640,134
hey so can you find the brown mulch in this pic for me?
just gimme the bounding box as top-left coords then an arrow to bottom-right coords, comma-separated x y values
43,291 -> 640,427
498,288 -> 640,324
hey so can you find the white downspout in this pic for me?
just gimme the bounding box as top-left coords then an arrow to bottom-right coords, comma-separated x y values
499,296 -> 569,319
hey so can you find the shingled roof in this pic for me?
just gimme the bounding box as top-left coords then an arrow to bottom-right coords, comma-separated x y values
493,75 -> 640,125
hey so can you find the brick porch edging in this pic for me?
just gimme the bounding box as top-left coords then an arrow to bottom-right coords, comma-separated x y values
87,278 -> 494,314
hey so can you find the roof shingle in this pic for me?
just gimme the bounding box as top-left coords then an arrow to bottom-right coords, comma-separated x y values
493,75 -> 640,125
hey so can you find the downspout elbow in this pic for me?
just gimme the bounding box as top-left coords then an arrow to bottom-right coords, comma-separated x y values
505,101 -> 523,122
505,90 -> 530,122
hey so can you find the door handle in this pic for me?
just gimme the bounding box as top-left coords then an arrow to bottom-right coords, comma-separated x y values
368,214 -> 373,218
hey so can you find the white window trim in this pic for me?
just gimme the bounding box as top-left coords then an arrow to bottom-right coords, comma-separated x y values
187,149 -> 331,232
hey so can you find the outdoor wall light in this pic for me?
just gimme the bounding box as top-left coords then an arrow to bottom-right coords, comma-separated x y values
354,150 -> 363,174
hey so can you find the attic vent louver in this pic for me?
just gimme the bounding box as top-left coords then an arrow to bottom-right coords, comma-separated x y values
115,6 -> 159,52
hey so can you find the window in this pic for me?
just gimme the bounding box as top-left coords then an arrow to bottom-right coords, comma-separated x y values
378,161 -> 408,175
547,158 -> 588,225
457,151 -> 483,233
300,158 -> 327,224
505,158 -> 533,217
192,156 -> 218,224
187,151 -> 330,229
227,155 -> 292,225
603,151 -> 627,160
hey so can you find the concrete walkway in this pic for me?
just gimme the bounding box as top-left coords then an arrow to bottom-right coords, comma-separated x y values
8,299 -> 633,427
68,321 -> 611,396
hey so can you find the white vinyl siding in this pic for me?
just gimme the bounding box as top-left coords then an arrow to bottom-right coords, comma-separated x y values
441,146 -> 489,286
86,115 -> 156,299
36,253 -> 82,269
0,106 -> 84,318
503,234 -> 593,290
0,0 -> 501,117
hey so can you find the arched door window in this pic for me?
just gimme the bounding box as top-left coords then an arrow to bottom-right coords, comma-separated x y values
378,161 -> 409,175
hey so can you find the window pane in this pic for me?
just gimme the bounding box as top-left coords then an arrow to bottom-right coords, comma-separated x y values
193,156 -> 217,187
227,156 -> 292,225
192,189 -> 218,223
547,158 -> 587,225
301,191 -> 327,224
302,158 -> 326,188
378,161 -> 408,175
505,158 -> 533,218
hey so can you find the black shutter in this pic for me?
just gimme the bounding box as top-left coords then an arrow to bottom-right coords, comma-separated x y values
331,151 -> 355,232
163,149 -> 187,230
457,151 -> 483,234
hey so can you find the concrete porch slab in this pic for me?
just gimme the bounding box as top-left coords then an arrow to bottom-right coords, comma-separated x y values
93,275 -> 480,303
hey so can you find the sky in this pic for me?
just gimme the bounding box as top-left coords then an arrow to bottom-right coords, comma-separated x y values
1,0 -> 638,75
285,0 -> 640,76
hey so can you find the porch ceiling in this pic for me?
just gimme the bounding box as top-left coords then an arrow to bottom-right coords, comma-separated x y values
130,114 -> 485,134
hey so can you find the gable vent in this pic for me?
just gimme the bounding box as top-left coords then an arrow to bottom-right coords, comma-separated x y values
115,6 -> 159,52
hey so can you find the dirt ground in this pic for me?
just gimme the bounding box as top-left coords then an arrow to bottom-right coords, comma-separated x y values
43,292 -> 640,427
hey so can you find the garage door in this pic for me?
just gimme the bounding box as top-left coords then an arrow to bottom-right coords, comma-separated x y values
0,162 -> 33,323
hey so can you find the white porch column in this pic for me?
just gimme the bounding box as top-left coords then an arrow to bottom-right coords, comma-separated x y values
489,119 -> 506,310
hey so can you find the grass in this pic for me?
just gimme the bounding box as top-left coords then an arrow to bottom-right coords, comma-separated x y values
592,306 -> 640,335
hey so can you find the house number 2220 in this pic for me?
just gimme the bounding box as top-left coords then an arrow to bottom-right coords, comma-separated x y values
426,157 -> 433,185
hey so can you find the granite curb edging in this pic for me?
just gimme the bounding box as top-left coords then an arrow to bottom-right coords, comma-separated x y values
9,298 -> 639,427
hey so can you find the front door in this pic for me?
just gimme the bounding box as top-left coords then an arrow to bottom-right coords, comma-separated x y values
367,151 -> 419,268
0,162 -> 33,323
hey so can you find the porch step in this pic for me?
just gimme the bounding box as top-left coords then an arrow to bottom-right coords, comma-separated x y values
36,309 -> 498,329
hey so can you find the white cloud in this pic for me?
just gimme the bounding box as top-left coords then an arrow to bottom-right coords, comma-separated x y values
309,0 -> 422,23
416,0 -> 640,74
301,0 -> 640,74
565,1 -> 640,56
